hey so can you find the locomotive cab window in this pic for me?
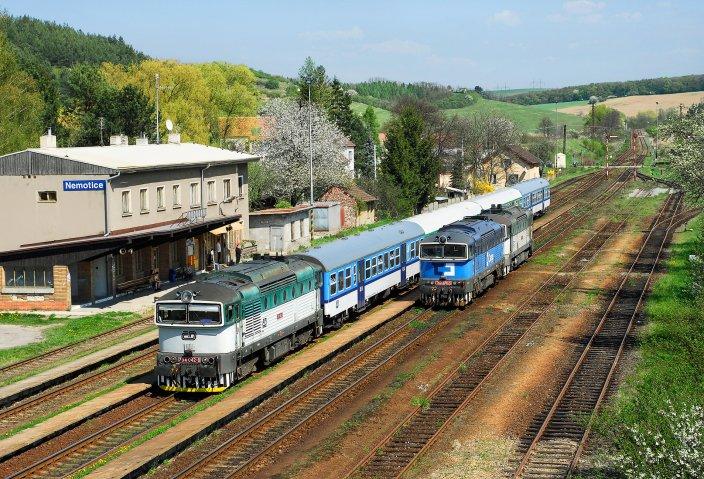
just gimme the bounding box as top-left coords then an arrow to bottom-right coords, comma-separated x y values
156,304 -> 187,324
444,244 -> 467,259
421,244 -> 443,259
189,304 -> 221,325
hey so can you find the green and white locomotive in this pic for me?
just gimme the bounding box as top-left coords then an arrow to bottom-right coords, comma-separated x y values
155,258 -> 322,392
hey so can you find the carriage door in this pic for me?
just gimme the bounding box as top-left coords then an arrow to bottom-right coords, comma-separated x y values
400,243 -> 408,287
356,259 -> 365,309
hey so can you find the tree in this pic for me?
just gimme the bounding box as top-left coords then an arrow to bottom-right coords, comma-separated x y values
0,32 -> 45,154
255,98 -> 351,205
380,106 -> 439,215
297,57 -> 331,107
362,106 -> 380,138
662,101 -> 704,198
529,139 -> 557,169
538,116 -> 554,138
450,155 -> 467,190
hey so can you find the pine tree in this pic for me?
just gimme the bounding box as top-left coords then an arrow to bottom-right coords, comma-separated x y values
450,155 -> 467,190
380,106 -> 439,215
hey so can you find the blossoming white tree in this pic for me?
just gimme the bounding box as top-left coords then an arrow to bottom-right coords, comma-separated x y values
256,98 -> 351,205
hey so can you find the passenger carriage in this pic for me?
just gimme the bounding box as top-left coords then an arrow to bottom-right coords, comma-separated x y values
508,178 -> 550,216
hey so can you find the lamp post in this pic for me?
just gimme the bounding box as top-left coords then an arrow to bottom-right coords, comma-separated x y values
155,73 -> 160,144
655,101 -> 659,160
308,81 -> 313,206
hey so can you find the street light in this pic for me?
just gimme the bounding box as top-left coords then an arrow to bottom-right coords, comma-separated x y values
307,81 -> 313,206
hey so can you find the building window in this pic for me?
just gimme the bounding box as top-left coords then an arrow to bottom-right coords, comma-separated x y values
173,185 -> 182,207
4,267 -> 53,288
238,175 -> 244,196
207,180 -> 216,204
121,190 -> 132,215
140,188 -> 149,213
190,182 -> 200,208
156,186 -> 165,210
37,191 -> 57,203
223,179 -> 231,199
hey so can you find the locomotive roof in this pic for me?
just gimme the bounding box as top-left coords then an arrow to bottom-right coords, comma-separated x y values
510,178 -> 549,195
156,258 -> 319,304
468,205 -> 531,226
295,220 -> 424,271
423,218 -> 500,244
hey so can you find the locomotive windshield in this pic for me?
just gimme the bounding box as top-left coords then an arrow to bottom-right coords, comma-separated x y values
420,243 -> 467,260
156,303 -> 222,326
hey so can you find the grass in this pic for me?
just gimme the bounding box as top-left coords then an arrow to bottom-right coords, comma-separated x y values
549,166 -> 596,186
353,96 -> 583,134
590,213 -> 704,475
308,218 -> 395,249
528,100 -> 589,111
0,312 -> 139,368
351,101 -> 392,128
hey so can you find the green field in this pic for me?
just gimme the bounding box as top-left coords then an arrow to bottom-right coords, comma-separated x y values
352,96 -> 584,134
528,100 -> 588,111
351,102 -> 392,128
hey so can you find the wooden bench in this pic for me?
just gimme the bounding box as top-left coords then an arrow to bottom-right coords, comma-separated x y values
116,269 -> 159,294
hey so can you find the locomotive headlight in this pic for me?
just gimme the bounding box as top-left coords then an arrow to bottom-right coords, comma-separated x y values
163,356 -> 171,364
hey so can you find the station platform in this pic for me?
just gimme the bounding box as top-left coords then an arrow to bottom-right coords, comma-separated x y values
86,293 -> 417,479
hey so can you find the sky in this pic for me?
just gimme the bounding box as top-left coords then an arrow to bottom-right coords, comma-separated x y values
2,0 -> 702,89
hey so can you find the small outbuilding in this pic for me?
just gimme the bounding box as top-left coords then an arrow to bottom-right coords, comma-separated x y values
248,205 -> 313,255
319,184 -> 377,229
313,201 -> 342,235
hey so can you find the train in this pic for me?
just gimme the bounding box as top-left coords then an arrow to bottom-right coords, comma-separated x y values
154,178 -> 550,392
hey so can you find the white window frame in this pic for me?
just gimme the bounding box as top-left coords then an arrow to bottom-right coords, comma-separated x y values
139,188 -> 149,213
121,190 -> 132,216
223,178 -> 231,200
190,182 -> 201,208
156,186 -> 165,211
172,184 -> 182,208
207,180 -> 216,205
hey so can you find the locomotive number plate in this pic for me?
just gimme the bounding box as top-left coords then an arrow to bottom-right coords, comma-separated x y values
181,331 -> 197,340
434,280 -> 453,286
180,356 -> 201,364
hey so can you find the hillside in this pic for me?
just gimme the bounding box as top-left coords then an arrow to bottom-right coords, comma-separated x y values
0,14 -> 146,67
557,91 -> 704,117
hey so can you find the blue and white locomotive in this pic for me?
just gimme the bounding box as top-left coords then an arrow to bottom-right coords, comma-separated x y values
153,178 -> 550,392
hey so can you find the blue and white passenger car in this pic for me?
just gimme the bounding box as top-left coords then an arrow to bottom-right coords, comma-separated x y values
295,221 -> 425,325
509,178 -> 550,216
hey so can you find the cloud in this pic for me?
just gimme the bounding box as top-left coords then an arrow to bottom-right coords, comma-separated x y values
362,39 -> 431,55
491,9 -> 521,26
563,1 -> 605,15
299,26 -> 364,41
615,11 -> 643,22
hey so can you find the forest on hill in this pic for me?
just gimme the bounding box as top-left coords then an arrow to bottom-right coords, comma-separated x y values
500,74 -> 704,105
346,79 -> 476,110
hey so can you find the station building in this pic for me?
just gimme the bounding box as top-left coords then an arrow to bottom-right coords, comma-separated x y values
0,133 -> 258,310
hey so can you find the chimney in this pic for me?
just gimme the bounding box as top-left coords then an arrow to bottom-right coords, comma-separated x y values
167,133 -> 181,144
40,128 -> 57,148
110,134 -> 128,146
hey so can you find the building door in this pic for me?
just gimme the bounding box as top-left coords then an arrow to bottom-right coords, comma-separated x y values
92,257 -> 108,299
269,226 -> 284,253
400,243 -> 408,287
356,259 -> 365,310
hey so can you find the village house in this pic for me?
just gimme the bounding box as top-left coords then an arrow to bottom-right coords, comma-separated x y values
319,184 -> 377,229
476,144 -> 541,187
248,204 -> 312,255
0,132 -> 258,310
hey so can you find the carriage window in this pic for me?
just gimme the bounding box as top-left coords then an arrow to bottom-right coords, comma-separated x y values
371,257 -> 377,276
283,289 -> 288,301
156,304 -> 187,324
421,244 -> 443,259
365,259 -> 371,279
337,272 -> 344,290
444,244 -> 467,259
330,273 -> 337,295
378,255 -> 383,271
384,252 -> 389,269
345,268 -> 352,288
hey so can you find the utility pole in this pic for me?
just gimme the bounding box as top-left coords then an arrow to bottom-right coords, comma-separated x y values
155,73 -> 160,144
308,81 -> 314,206
562,124 -> 567,154
655,101 -> 659,160
373,143 -> 377,181
99,117 -> 104,146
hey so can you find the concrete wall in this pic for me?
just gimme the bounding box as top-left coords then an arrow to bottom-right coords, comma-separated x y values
0,265 -> 71,311
0,175 -> 107,252
249,211 -> 311,254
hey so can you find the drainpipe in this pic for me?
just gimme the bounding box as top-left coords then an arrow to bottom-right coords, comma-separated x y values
200,164 -> 212,270
104,171 -> 121,236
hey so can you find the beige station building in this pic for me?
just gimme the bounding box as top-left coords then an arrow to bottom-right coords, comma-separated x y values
0,133 -> 258,310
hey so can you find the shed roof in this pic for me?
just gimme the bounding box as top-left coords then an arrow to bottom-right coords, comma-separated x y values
250,204 -> 313,216
345,184 -> 377,203
504,144 -> 540,167
3,143 -> 258,174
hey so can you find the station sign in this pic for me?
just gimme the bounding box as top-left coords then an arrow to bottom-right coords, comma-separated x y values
62,180 -> 106,191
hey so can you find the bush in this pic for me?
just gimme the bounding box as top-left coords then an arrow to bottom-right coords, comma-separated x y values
274,199 -> 293,209
264,78 -> 279,90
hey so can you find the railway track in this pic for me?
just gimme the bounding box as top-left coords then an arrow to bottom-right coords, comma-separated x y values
156,306 -> 462,479
509,192 -> 688,479
344,215 -> 627,479
0,316 -> 154,386
0,390 -> 200,479
0,346 -> 156,434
